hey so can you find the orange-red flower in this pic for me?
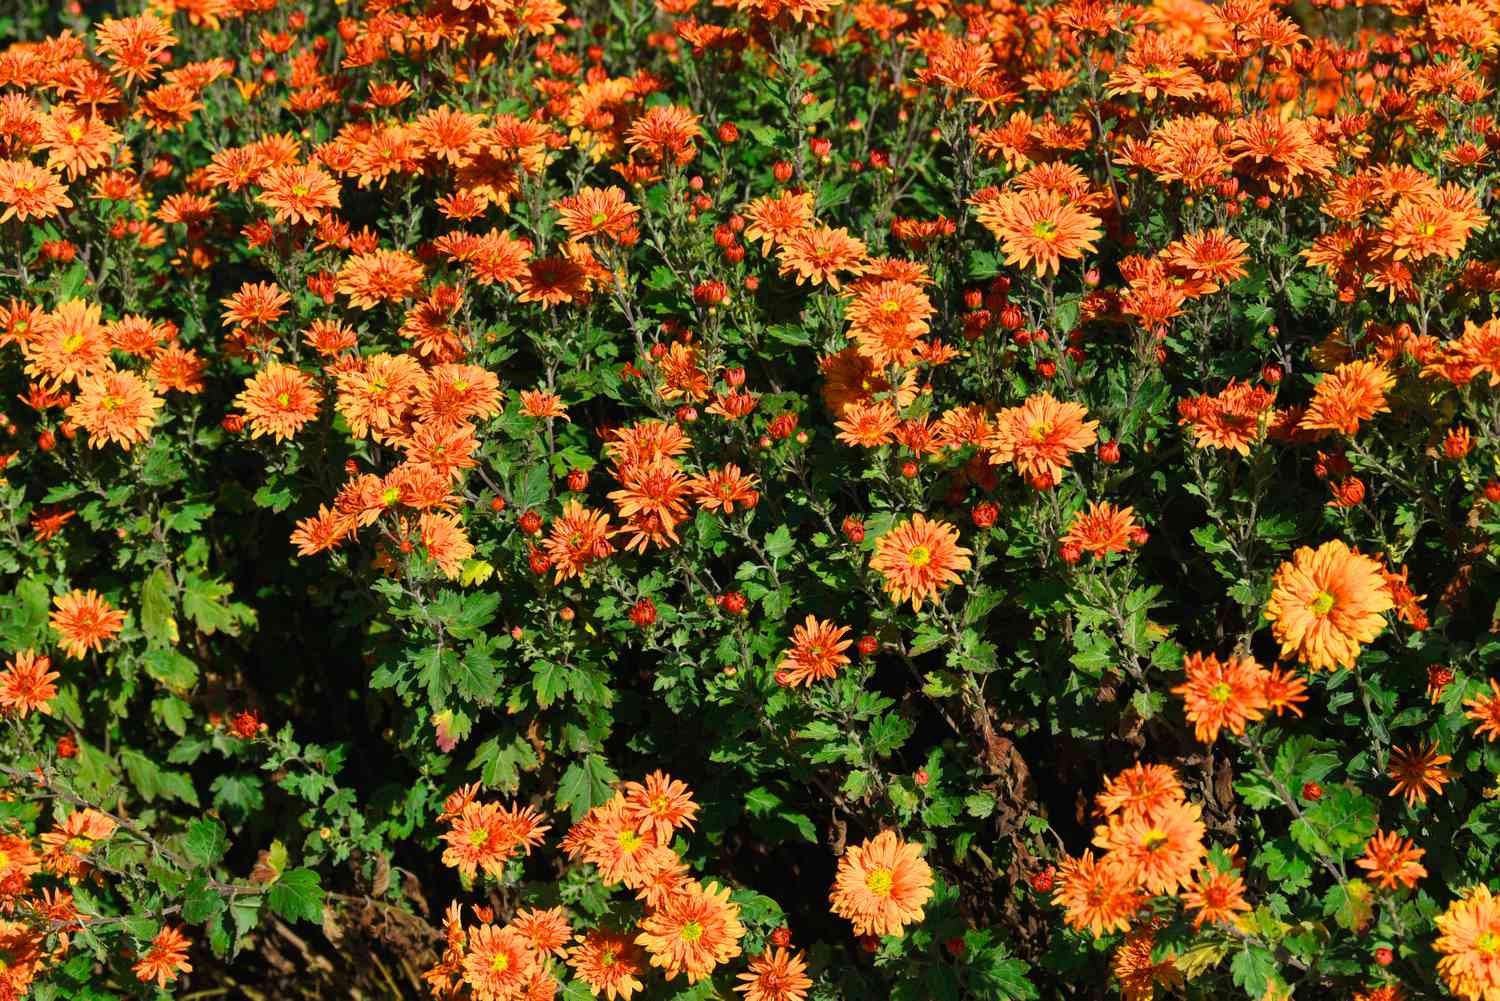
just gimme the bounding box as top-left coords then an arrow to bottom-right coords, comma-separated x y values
1356,830 -> 1427,889
987,393 -> 1099,484
337,249 -> 425,308
235,362 -> 322,441
1052,850 -> 1143,937
132,926 -> 192,989
257,162 -> 341,225
1059,501 -> 1140,557
67,368 -> 163,450
0,161 -> 73,223
567,929 -> 645,1001
1171,652 -> 1269,743
974,189 -> 1101,277
828,830 -> 933,937
621,772 -> 698,844
778,615 -> 853,686
736,947 -> 812,1001
1092,799 -> 1206,894
635,880 -> 745,982
1387,741 -> 1451,806
1464,678 -> 1500,741
869,514 -> 973,610
0,649 -> 58,717
50,589 -> 126,658
1298,360 -> 1395,436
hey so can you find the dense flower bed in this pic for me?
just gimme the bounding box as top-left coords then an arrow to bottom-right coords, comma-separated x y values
1,0 -> 1500,999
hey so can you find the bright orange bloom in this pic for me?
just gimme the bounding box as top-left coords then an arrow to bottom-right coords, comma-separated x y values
987,393 -> 1099,484
687,465 -> 760,513
39,809 -> 117,878
635,880 -> 745,982
50,589 -> 126,658
1095,764 -> 1185,822
337,249 -> 425,308
463,923 -> 539,1001
1171,652 -> 1270,743
577,796 -> 676,889
510,907 -> 571,959
257,162 -> 341,225
544,500 -> 614,583
778,615 -> 853,686
1264,540 -> 1394,671
1181,866 -> 1251,927
846,280 -> 932,368
735,947 -> 812,1001
1059,501 -> 1140,557
1298,360 -> 1395,435
828,830 -> 934,938
1165,229 -> 1250,290
1464,678 -> 1500,741
743,191 -> 814,251
621,771 -> 699,844
441,801 -> 551,881
974,189 -> 1101,276
221,281 -> 290,331
556,186 -> 639,242
1178,381 -> 1277,455
519,389 -> 570,420
567,929 -> 645,1001
38,106 -> 120,179
419,512 -> 474,580
132,926 -> 192,989
235,362 -> 322,441
834,400 -> 900,447
25,299 -> 109,385
1052,850 -> 1143,937
95,13 -> 176,85
1093,799 -> 1206,894
869,514 -> 973,610
1435,884 -> 1500,1001
624,105 -> 701,165
0,649 -> 58,717
67,369 -> 163,450
0,161 -> 73,223
1356,831 -> 1427,889
777,226 -> 868,289
1387,742 -> 1451,806
608,459 -> 692,552
334,352 -> 424,441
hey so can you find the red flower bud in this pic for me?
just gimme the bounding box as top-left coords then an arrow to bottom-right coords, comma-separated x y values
1098,440 -> 1120,464
1301,782 -> 1322,801
842,516 -> 865,543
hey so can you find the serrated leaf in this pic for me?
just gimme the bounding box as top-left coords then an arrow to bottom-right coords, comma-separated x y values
266,868 -> 324,924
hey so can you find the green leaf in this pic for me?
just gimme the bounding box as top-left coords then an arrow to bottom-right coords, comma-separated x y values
140,569 -> 178,648
556,754 -> 617,821
764,524 -> 794,559
185,819 -> 228,867
1230,945 -> 1276,996
181,574 -> 252,636
182,878 -> 226,925
142,648 -> 199,689
266,868 -> 325,924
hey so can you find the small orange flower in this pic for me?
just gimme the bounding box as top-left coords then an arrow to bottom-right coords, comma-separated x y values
0,649 -> 58,717
1355,831 -> 1427,890
337,249 -> 425,309
1181,866 -> 1251,927
1265,540 -> 1394,671
257,162 -> 341,225
735,947 -> 812,1001
0,161 -> 73,223
1298,360 -> 1395,436
828,830 -> 933,938
1387,742 -> 1451,806
1171,652 -> 1269,743
635,880 -> 745,982
1093,798 -> 1206,895
974,188 -> 1101,277
1052,850 -> 1143,937
235,362 -> 322,441
1059,501 -> 1140,557
556,186 -> 639,242
132,926 -> 192,989
567,929 -> 645,1001
778,615 -> 853,686
987,393 -> 1099,484
50,589 -> 126,658
621,772 -> 699,844
868,514 -> 973,610
1463,678 -> 1500,741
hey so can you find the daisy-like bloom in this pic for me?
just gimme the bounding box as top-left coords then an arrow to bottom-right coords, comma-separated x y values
235,362 -> 322,441
1165,229 -> 1250,290
420,512 -> 474,580
517,255 -> 588,306
337,249 -> 425,309
1093,799 -> 1206,895
67,369 -> 163,450
1355,830 -> 1427,890
1181,866 -> 1251,927
39,808 -> 118,878
1262,666 -> 1309,717
973,189 -> 1101,277
544,500 -> 614,583
829,830 -> 933,938
511,907 -> 571,958
621,772 -> 699,844
412,106 -> 485,166
743,191 -> 814,252
304,319 -> 358,357
624,105 -> 701,165
777,226 -> 868,289
1435,884 -> 1500,1001
132,926 -> 192,989
256,162 -> 340,225
1387,742 -> 1451,806
50,589 -> 125,659
635,880 -> 745,982
1264,539 -> 1394,672
334,352 -> 425,441
735,947 -> 812,1001
687,465 -> 759,514
1059,501 -> 1140,557
94,13 -> 176,85
869,514 -> 973,611
441,801 -> 551,881
1297,360 -> 1395,436
25,299 -> 109,386
221,281 -> 290,332
987,393 -> 1099,484
1052,850 -> 1143,937
778,615 -> 853,687
834,400 -> 900,448
1177,381 -> 1277,455
0,160 -> 72,223
1171,652 -> 1269,744
846,280 -> 932,369
463,923 -> 539,1001
608,459 -> 692,553
567,929 -> 645,1001
1112,924 -> 1184,1001
1095,764 -> 1185,822
556,186 -> 639,242
0,649 -> 58,717
1464,678 -> 1500,741
38,105 -> 121,180
519,390 -> 569,420
581,798 -> 678,890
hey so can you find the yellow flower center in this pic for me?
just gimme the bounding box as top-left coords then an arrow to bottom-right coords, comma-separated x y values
1141,829 -> 1169,852
68,836 -> 93,853
617,829 -> 643,852
907,546 -> 931,568
102,395 -> 120,411
1420,222 -> 1436,238
602,949 -> 616,965
490,951 -> 510,973
467,828 -> 490,847
1210,682 -> 1233,703
15,180 -> 34,193
63,334 -> 85,353
68,125 -> 84,141
651,794 -> 670,814
1310,591 -> 1336,616
590,212 -> 608,226
276,392 -> 291,407
679,921 -> 704,942
0,850 -> 9,870
454,380 -> 469,391
1478,932 -> 1500,956
880,299 -> 901,314
1032,220 -> 1058,241
1029,420 -> 1053,441
292,184 -> 309,197
382,487 -> 401,506
865,868 -> 895,896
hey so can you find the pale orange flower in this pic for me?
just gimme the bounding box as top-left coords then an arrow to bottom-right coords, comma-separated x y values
132,926 -> 192,989
1092,798 -> 1206,894
828,830 -> 933,938
635,880 -> 745,982
1052,850 -> 1143,937
235,362 -> 322,441
0,650 -> 58,717
1264,539 -> 1394,671
974,189 -> 1101,276
869,514 -> 973,610
337,249 -> 425,308
67,368 -> 164,450
567,929 -> 645,1001
987,393 -> 1099,484
1171,652 -> 1269,743
1435,884 -> 1500,1001
256,162 -> 341,225
735,947 -> 812,1001
0,161 -> 73,223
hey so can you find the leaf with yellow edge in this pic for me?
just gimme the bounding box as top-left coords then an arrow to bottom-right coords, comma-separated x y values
1173,941 -> 1229,980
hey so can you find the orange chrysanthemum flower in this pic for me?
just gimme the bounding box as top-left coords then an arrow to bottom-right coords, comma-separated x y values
50,589 -> 125,659
132,926 -> 192,989
235,362 -> 322,441
1264,539 -> 1394,671
1052,850 -> 1143,937
1178,381 -> 1277,455
743,191 -> 814,251
462,923 -> 538,1001
0,649 -> 58,717
1298,360 -> 1395,436
257,162 -> 341,225
1095,764 -> 1185,822
777,226 -> 868,289
1356,830 -> 1427,889
38,106 -> 120,180
567,929 -> 645,1001
621,771 -> 698,844
25,299 -> 109,386
0,161 -> 73,223
987,393 -> 1099,484
1171,652 -> 1270,743
1093,799 -> 1206,894
846,280 -> 932,369
1181,866 -> 1251,927
544,500 -> 613,583
420,512 -> 474,580
441,801 -> 551,881
1059,501 -> 1140,557
635,880 -> 745,982
95,13 -> 176,85
778,615 -> 853,686
556,186 -> 639,242
67,369 -> 163,450
974,189 -> 1101,277
1464,678 -> 1500,742
1387,742 -> 1451,806
735,947 -> 812,1001
868,514 -> 973,610
828,830 -> 933,938
1436,884 -> 1500,1001
221,281 -> 290,331
337,249 -> 425,309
